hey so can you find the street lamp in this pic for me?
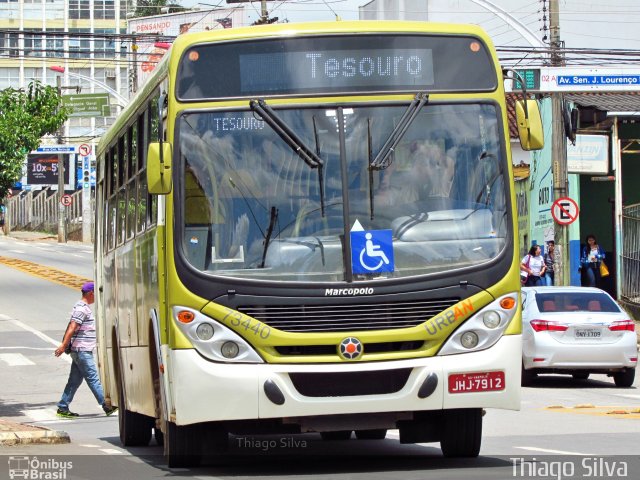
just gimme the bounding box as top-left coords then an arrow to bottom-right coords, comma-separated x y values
49,65 -> 128,244
49,66 -> 129,107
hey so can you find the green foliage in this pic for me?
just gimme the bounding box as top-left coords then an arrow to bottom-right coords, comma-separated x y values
131,0 -> 185,18
0,81 -> 70,198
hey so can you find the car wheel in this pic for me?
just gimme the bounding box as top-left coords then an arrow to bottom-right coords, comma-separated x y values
521,363 -> 537,386
572,372 -> 590,380
613,368 -> 636,388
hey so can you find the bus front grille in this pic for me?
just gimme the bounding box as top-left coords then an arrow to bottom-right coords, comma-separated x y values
238,299 -> 459,333
288,369 -> 413,397
275,341 -> 424,356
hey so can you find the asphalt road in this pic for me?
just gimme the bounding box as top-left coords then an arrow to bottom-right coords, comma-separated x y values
0,234 -> 638,480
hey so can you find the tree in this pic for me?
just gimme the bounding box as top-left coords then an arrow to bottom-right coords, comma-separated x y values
131,0 -> 185,18
0,81 -> 69,199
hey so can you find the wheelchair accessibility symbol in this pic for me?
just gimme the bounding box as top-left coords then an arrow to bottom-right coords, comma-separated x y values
350,228 -> 394,274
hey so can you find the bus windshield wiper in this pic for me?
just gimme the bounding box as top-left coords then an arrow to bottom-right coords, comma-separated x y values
369,92 -> 429,171
250,99 -> 326,215
260,206 -> 279,268
368,93 -> 428,219
474,151 -> 501,205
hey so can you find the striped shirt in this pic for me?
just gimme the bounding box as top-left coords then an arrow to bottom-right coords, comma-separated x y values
69,300 -> 96,352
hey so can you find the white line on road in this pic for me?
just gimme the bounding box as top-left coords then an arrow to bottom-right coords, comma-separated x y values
79,444 -> 100,448
0,346 -> 54,350
0,314 -> 71,363
99,448 -> 125,455
0,353 -> 35,366
514,446 -> 596,456
22,408 -> 58,422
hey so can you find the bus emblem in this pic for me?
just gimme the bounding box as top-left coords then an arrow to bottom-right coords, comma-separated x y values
338,337 -> 363,360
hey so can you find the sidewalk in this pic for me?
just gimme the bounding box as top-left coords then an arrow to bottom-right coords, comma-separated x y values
0,229 -> 88,245
1,230 -> 58,242
0,418 -> 69,446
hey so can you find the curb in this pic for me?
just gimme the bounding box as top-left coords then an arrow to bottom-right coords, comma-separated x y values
0,429 -> 70,446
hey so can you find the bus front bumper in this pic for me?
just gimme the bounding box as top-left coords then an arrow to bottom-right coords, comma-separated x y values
165,334 -> 521,425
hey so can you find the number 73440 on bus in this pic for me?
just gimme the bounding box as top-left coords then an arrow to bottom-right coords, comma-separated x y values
94,20 -> 543,467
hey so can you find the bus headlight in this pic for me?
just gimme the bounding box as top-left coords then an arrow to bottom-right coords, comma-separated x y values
438,293 -> 518,356
196,323 -> 215,341
460,331 -> 479,349
482,311 -> 501,329
172,306 -> 264,363
221,341 -> 240,359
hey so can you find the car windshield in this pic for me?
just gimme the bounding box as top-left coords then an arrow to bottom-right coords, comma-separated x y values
177,102 -> 507,282
535,292 -> 621,313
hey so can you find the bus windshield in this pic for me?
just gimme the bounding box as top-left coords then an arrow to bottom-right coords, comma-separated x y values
177,102 -> 507,282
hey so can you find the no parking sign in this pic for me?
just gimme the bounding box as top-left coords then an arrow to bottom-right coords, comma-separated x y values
60,194 -> 73,207
551,197 -> 579,225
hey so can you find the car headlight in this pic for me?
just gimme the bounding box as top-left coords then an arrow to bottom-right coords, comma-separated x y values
438,293 -> 518,355
172,306 -> 264,363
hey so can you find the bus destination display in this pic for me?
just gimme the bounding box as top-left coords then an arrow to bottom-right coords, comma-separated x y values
238,49 -> 434,93
177,35 -> 497,99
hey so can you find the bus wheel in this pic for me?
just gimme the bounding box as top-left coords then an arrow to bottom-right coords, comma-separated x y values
154,427 -> 164,446
320,431 -> 352,441
165,422 -> 203,468
118,383 -> 153,446
201,422 -> 228,463
440,408 -> 482,458
355,429 -> 387,440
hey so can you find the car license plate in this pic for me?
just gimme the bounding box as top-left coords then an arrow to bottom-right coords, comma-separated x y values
448,371 -> 505,394
574,329 -> 601,339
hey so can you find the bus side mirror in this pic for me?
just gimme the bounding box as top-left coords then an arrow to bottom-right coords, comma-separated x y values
147,142 -> 173,194
515,99 -> 544,151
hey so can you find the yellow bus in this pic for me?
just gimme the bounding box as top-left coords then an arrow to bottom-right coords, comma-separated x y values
95,20 -> 542,467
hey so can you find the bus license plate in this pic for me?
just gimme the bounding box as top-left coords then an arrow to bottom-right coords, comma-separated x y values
448,371 -> 505,394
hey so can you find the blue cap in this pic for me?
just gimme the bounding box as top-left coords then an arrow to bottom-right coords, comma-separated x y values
81,281 -> 94,293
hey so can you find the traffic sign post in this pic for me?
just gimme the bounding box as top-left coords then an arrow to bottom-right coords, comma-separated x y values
79,143 -> 92,156
62,93 -> 110,117
551,197 -> 579,225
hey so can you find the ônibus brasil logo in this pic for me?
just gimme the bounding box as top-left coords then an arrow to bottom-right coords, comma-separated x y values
338,337 -> 363,360
8,456 -> 73,479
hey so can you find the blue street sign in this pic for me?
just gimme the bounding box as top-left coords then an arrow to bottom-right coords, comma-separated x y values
36,146 -> 76,153
350,229 -> 394,274
557,75 -> 640,87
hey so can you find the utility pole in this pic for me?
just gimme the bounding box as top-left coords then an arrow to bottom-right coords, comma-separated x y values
251,0 -> 277,24
260,0 -> 268,23
550,0 -> 569,285
56,75 -> 67,244
130,38 -> 138,94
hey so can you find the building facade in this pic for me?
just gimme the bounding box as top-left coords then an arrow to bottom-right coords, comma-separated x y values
0,0 -> 131,142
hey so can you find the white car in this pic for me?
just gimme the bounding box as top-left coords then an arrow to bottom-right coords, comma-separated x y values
521,286 -> 638,387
